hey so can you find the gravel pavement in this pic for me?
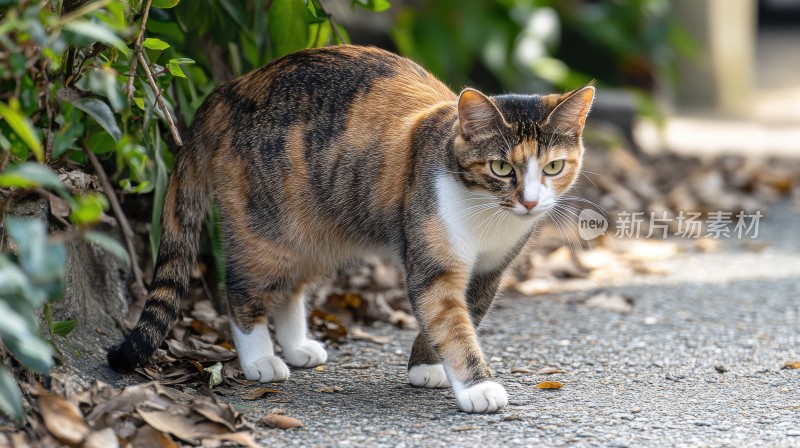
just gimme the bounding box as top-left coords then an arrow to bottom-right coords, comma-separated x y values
231,202 -> 800,447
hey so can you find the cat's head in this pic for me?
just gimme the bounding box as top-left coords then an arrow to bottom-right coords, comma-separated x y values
451,86 -> 594,218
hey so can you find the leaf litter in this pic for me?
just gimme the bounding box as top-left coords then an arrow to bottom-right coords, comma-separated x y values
2,294 -> 308,446
13,376 -> 272,447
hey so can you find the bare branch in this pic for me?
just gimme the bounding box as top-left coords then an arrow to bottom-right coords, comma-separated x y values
137,51 -> 184,146
126,0 -> 153,100
317,0 -> 347,45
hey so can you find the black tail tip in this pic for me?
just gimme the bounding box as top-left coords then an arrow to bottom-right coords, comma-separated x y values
106,344 -> 138,373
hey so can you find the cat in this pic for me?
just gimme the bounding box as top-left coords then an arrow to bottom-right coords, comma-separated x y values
107,45 -> 594,413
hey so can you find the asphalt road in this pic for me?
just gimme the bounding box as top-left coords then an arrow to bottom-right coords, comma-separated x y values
234,202 -> 800,447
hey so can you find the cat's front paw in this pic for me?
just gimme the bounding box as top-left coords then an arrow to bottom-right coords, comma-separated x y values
242,356 -> 290,382
283,340 -> 327,368
454,381 -> 508,413
408,364 -> 450,388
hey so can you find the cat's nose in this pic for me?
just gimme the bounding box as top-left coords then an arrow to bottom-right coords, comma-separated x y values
521,200 -> 538,210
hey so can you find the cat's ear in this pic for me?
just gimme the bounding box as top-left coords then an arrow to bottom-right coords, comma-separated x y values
458,88 -> 504,139
543,85 -> 595,135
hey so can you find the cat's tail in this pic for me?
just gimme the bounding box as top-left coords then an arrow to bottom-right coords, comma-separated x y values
107,109 -> 218,373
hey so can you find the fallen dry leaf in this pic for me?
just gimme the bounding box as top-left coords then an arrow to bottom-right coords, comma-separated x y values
86,383 -> 154,422
631,261 -> 670,276
695,237 -> 721,253
452,426 -> 479,432
47,194 -> 71,222
205,431 -> 262,447
544,246 -> 589,279
349,327 -> 392,344
584,293 -> 634,314
577,248 -> 618,271
82,428 -> 119,448
342,363 -> 372,369
316,385 -> 343,393
783,361 -> 800,370
261,414 -> 303,430
535,381 -> 563,390
537,366 -> 564,375
310,309 -> 348,343
191,400 -> 239,431
38,390 -> 90,445
130,425 -> 179,448
621,240 -> 679,262
205,362 -> 223,388
165,338 -> 236,362
241,388 -> 282,400
514,278 -> 558,296
136,407 -> 226,443
510,367 -> 532,374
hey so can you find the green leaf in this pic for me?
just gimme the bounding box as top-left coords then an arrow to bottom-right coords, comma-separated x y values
269,0 -> 309,58
218,0 -> 250,31
0,99 -> 42,162
167,62 -> 186,78
6,218 -> 66,299
306,1 -> 327,24
63,20 -> 129,54
68,193 -> 108,226
84,231 -> 130,269
52,118 -> 84,159
0,256 -> 47,308
85,131 -> 115,155
133,97 -> 145,110
150,133 -> 168,264
354,0 -> 391,12
0,300 -> 55,373
51,320 -> 77,337
0,133 -> 10,152
73,98 -> 121,142
168,57 -> 195,65
142,37 -> 170,51
95,68 -> 124,112
152,0 -> 181,8
0,368 -> 23,423
0,162 -> 64,191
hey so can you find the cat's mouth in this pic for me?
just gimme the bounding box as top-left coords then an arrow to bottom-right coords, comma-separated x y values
509,203 -> 549,218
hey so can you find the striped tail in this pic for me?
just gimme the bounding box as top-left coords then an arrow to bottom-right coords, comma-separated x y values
107,144 -> 210,373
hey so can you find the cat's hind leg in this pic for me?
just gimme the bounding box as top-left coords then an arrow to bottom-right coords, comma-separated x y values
226,265 -> 290,382
231,320 -> 289,382
408,333 -> 449,388
273,286 -> 327,368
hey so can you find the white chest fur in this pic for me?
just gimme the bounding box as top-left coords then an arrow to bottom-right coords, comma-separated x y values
435,174 -> 540,272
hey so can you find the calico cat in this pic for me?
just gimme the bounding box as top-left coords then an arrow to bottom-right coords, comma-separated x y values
107,45 -> 594,413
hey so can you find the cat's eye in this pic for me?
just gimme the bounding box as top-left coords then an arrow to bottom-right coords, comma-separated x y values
543,160 -> 565,176
490,160 -> 514,177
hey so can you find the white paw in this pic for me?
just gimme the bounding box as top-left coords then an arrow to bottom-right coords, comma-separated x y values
455,381 -> 508,413
242,356 -> 290,382
282,340 -> 327,368
408,364 -> 450,388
